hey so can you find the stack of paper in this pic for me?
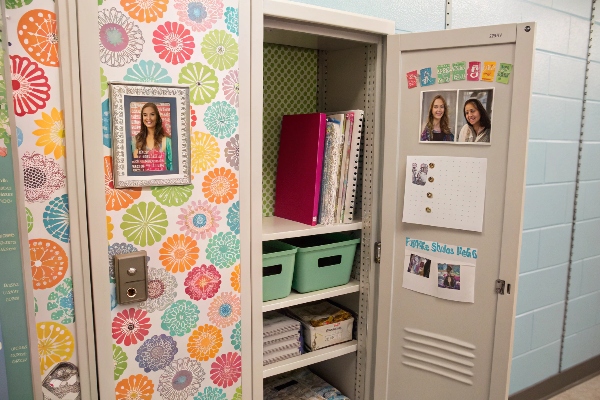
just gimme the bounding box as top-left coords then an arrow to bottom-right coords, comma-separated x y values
264,368 -> 351,399
263,311 -> 303,366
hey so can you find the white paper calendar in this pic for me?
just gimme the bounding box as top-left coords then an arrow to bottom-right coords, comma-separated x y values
402,156 -> 487,232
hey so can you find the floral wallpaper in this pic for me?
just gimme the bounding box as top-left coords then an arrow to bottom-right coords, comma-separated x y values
4,1 -> 80,398
5,0 -> 241,398
98,0 -> 242,399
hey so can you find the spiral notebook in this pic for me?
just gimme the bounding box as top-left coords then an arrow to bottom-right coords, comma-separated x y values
340,110 -> 364,223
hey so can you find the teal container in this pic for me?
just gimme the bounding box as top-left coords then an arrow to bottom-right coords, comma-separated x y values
262,241 -> 298,302
283,233 -> 360,293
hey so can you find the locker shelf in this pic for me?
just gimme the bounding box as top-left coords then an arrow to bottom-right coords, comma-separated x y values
262,279 -> 360,312
263,340 -> 358,378
262,216 -> 362,241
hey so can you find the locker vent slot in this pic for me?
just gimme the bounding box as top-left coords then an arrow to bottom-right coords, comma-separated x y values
402,328 -> 475,385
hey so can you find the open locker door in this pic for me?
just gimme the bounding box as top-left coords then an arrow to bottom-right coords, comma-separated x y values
373,24 -> 535,400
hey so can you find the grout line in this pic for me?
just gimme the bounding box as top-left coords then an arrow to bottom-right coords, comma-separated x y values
519,263 -> 569,277
531,92 -> 587,101
558,0 -> 596,374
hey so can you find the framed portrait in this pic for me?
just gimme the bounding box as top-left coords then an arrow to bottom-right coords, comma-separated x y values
109,82 -> 191,188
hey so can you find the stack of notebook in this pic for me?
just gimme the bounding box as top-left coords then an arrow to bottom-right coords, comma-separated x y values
263,311 -> 303,366
274,111 -> 364,226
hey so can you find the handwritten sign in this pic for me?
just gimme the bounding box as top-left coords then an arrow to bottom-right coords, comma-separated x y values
437,64 -> 451,84
406,70 -> 419,89
419,67 -> 436,87
452,62 -> 466,81
496,63 -> 513,84
481,61 -> 497,82
467,61 -> 481,81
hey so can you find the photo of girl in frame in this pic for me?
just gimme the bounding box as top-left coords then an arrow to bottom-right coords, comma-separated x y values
131,102 -> 173,172
109,82 -> 191,188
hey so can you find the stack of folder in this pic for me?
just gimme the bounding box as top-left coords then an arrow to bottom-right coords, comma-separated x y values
263,311 -> 303,366
274,111 -> 364,226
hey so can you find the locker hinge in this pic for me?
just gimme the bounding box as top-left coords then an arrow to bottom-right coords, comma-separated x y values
495,279 -> 506,295
374,242 -> 381,264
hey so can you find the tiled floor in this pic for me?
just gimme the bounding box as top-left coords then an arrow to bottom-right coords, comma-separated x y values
549,374 -> 600,400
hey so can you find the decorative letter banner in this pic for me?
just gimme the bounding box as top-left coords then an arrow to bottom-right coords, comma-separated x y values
481,61 -> 497,82
407,70 -> 419,89
467,61 -> 481,81
496,63 -> 513,84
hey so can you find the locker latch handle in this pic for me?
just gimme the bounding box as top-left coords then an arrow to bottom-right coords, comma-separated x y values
495,279 -> 506,295
374,242 -> 381,264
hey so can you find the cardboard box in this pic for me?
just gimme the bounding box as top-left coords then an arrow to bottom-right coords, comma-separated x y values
287,301 -> 354,351
301,317 -> 354,351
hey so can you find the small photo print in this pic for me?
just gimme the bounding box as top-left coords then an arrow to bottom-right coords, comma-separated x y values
419,90 -> 458,142
411,163 -> 428,186
438,263 -> 460,290
456,88 -> 494,144
408,254 -> 431,278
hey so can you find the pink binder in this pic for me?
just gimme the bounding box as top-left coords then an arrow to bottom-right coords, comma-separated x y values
274,113 -> 327,226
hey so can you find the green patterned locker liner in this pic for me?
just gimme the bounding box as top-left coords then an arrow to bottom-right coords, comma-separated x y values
263,43 -> 319,216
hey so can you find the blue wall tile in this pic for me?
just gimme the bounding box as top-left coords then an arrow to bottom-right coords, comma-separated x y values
544,142 -> 579,183
562,324 -> 600,369
452,0 -> 523,28
513,313 -> 534,357
568,16 -> 592,59
509,341 -> 561,394
573,218 -> 600,260
587,62 -> 600,101
538,224 -> 572,268
516,264 -> 568,314
291,0 -> 446,32
523,184 -> 575,229
548,56 -> 587,99
576,181 -> 600,221
592,23 -> 600,63
522,4 -> 570,53
520,229 -> 541,273
532,302 -> 565,348
580,255 -> 600,295
552,0 -> 592,19
526,141 -> 546,185
532,52 -> 550,95
529,95 -> 583,141
583,100 -> 600,141
579,143 -> 600,181
569,260 -> 583,300
566,292 -> 600,335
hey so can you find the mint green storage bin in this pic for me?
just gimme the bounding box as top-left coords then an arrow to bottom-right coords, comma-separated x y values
282,233 -> 360,293
262,241 -> 298,302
